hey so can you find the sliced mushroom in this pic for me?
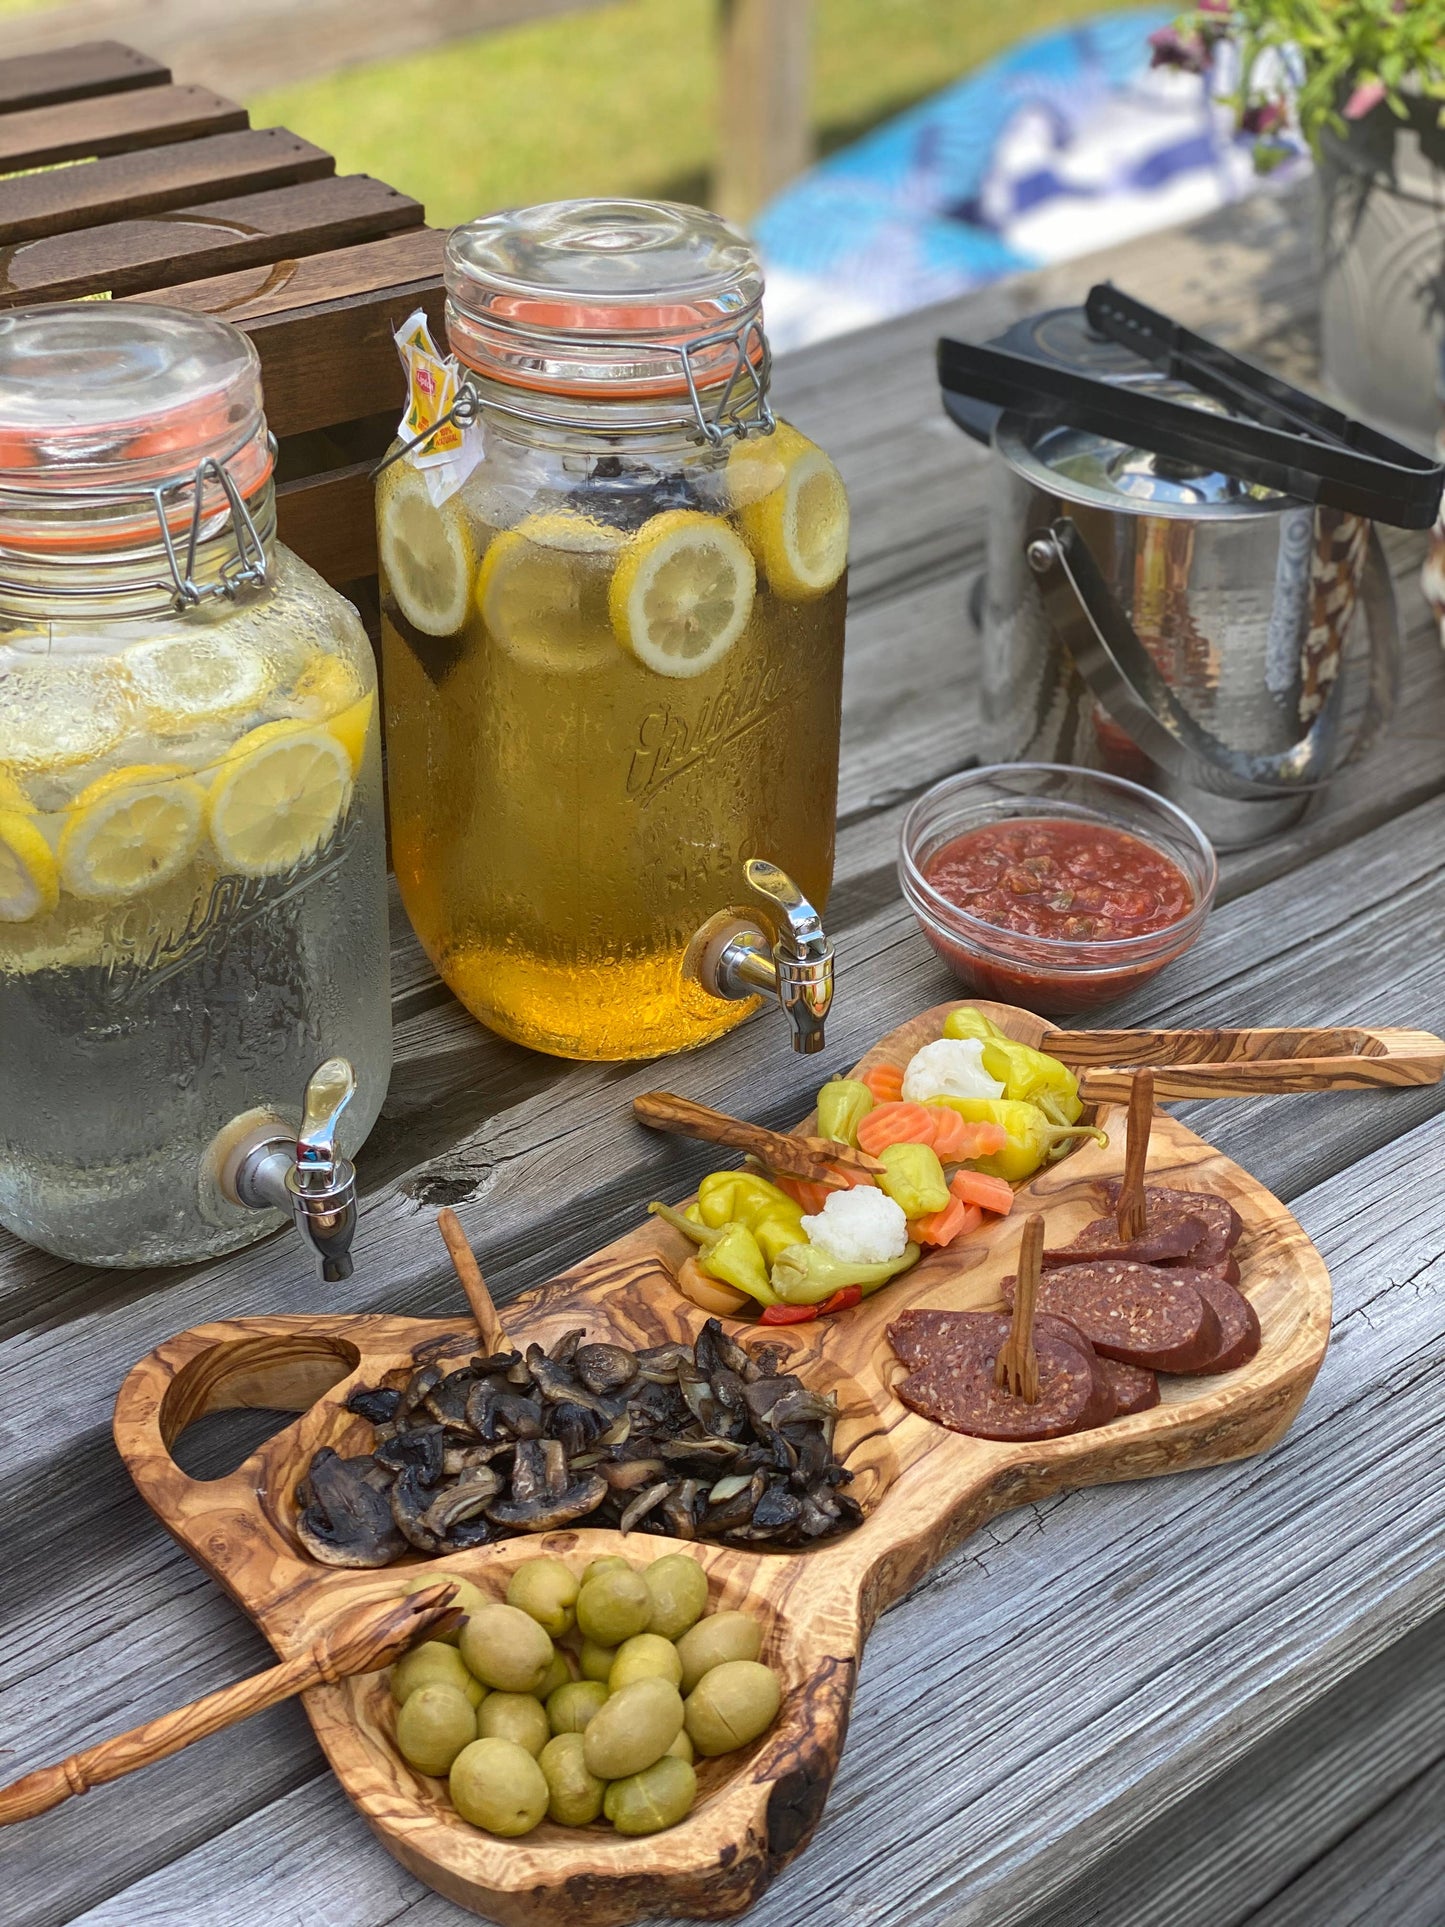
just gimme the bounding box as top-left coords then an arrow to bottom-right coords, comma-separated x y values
345,1386 -> 402,1426
399,1362 -> 443,1418
391,1464 -> 445,1553
294,1450 -> 406,1568
424,1467 -> 502,1536
660,1479 -> 704,1540
601,1456 -> 668,1492
547,1328 -> 586,1366
618,1481 -> 672,1534
484,1472 -> 609,1532
575,1343 -> 639,1397
374,1424 -> 445,1484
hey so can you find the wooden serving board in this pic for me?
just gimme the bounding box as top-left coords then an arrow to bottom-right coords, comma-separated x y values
111,1001 -> 1332,1926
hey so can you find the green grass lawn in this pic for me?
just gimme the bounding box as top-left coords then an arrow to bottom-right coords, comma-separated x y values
250,0 -> 1129,226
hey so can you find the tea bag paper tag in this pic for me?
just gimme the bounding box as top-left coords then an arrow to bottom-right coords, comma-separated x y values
392,308 -> 484,505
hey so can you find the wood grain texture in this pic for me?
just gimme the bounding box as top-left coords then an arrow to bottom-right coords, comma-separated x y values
0,174 -> 423,306
0,84 -> 247,172
106,1001 -> 1329,1926
0,40 -> 167,114
276,460 -> 381,586
1048,1025 -> 1445,1099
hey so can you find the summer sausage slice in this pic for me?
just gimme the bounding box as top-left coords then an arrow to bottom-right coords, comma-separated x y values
1183,1271 -> 1262,1373
1004,1260 -> 1222,1373
1098,1182 -> 1244,1268
1041,1213 -> 1207,1268
887,1311 -> 1113,1441
1095,1356 -> 1160,1416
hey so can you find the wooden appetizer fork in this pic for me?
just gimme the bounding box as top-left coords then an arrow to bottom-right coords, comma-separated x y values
995,1214 -> 1045,1402
634,1091 -> 886,1184
0,1585 -> 461,1827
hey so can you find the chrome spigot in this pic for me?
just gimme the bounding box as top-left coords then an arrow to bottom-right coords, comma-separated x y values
219,1058 -> 359,1281
692,859 -> 834,1054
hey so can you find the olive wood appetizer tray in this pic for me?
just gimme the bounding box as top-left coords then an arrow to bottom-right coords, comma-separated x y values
111,1000 -> 1334,1927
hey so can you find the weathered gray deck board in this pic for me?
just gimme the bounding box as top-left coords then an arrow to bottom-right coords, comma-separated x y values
1245,1758 -> 1445,1927
5,179 -> 1443,1925
58,1109 -> 1445,1927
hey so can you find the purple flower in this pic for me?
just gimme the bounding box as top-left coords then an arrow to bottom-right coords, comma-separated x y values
1148,25 -> 1209,73
1241,98 -> 1287,135
1343,79 -> 1388,120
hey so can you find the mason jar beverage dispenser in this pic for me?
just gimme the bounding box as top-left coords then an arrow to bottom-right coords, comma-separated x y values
0,306 -> 391,1269
376,199 -> 850,1061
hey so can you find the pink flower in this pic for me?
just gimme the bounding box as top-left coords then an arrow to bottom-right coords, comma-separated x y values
1148,25 -> 1209,73
1344,79 -> 1388,119
1241,98 -> 1287,135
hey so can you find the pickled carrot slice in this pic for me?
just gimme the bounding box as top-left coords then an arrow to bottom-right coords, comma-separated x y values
860,1062 -> 905,1104
948,1169 -> 1015,1216
924,1109 -> 1009,1162
909,1200 -> 984,1248
856,1102 -> 938,1156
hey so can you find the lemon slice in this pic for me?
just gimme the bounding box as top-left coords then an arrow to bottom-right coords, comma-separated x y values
57,764 -> 205,901
608,509 -> 755,678
0,809 -> 58,922
378,464 -> 475,637
208,721 -> 352,877
123,633 -> 270,731
0,656 -> 135,775
327,691 -> 375,775
289,652 -> 362,718
731,422 -> 849,600
0,768 -> 31,812
476,511 -> 620,671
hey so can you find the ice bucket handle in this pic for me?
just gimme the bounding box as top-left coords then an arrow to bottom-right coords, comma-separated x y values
1025,516 -> 1398,801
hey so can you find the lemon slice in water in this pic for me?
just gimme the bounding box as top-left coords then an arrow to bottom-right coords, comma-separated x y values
378,464 -> 474,637
730,422 -> 848,600
124,633 -> 270,731
0,809 -> 58,922
208,721 -> 352,877
476,511 -> 620,671
58,764 -> 205,901
0,656 -> 135,776
608,509 -> 755,678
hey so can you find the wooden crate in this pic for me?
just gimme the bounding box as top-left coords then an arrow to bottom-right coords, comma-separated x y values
0,39 -> 448,624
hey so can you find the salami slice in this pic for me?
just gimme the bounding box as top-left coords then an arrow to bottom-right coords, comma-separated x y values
1005,1260 -> 1222,1373
1098,1182 -> 1243,1268
886,1311 -> 1112,1441
1183,1271 -> 1262,1373
1095,1356 -> 1160,1416
1041,1214 -> 1207,1268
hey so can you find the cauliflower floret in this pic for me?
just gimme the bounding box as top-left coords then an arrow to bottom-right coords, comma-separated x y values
800,1186 -> 909,1264
901,1037 -> 1005,1105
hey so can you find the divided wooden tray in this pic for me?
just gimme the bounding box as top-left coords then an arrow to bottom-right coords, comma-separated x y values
111,1001 -> 1333,1925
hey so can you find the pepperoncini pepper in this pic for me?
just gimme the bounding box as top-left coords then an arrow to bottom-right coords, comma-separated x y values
942,1007 -> 1083,1125
769,1240 -> 920,1305
874,1141 -> 950,1219
694,1171 -> 807,1268
815,1076 -> 874,1148
928,1097 -> 1106,1182
648,1201 -> 779,1306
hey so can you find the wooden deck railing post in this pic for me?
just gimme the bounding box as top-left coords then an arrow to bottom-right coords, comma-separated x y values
714,0 -> 813,225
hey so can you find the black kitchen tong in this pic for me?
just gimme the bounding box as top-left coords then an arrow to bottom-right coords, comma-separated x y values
937,284 -> 1445,530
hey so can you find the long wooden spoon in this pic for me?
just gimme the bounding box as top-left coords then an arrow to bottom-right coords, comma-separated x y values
995,1214 -> 1044,1403
1044,1024 -> 1444,1101
633,1091 -> 886,1185
0,1585 -> 460,1827
1114,1070 -> 1154,1244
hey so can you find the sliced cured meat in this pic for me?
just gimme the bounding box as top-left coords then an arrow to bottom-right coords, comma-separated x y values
1004,1260 -> 1222,1373
886,1311 -> 1113,1441
1183,1271 -> 1262,1374
1095,1356 -> 1160,1417
1098,1182 -> 1243,1268
1042,1214 -> 1207,1269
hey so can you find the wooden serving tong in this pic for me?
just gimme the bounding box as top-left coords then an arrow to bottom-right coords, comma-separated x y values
634,1092 -> 886,1185
0,1585 -> 460,1827
1044,1025 -> 1445,1102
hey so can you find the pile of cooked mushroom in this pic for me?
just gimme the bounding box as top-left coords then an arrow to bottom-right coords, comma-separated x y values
295,1318 -> 861,1566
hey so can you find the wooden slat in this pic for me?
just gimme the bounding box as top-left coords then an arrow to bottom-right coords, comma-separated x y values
124,229 -> 448,438
1247,1757 -> 1445,1927
0,84 -> 248,175
276,462 -> 379,584
0,40 -> 167,114
715,0 -> 813,222
0,2 -> 612,99
0,175 -> 425,307
0,127 -> 333,244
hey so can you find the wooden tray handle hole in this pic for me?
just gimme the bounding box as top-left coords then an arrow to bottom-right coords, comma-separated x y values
159,1334 -> 362,1481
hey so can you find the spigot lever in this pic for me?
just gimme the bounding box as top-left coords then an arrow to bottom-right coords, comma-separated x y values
218,1057 -> 360,1282
699,859 -> 835,1055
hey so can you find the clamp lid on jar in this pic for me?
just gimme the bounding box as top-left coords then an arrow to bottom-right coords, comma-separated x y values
444,198 -> 770,437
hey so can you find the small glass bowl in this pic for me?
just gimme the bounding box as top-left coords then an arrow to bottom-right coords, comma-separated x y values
898,764 -> 1218,1015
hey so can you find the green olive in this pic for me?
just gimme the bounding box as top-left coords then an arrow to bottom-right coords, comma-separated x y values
578,1637 -> 618,1683
394,1683 -> 478,1777
666,1728 -> 695,1764
539,1648 -> 574,1699
603,1755 -> 698,1836
583,1555 -> 633,1584
547,1678 -> 609,1735
539,1732 -> 605,1827
391,1640 -> 484,1708
644,1553 -> 709,1641
450,1737 -> 548,1836
609,1633 -> 683,1692
683,1660 -> 781,1757
506,1556 -> 580,1638
576,1566 -> 653,1646
582,1676 -> 684,1781
674,1611 -> 763,1695
475,1691 -> 551,1757
402,1570 -> 487,1646
460,1601 -> 555,1695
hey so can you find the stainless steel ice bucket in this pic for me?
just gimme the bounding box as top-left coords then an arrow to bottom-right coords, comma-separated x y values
978,397 -> 1400,848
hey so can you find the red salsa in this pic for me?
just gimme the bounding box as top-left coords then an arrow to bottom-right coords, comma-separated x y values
923,818 -> 1194,942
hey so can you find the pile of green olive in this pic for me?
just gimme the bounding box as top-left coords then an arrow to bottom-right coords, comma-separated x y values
388,1552 -> 782,1838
